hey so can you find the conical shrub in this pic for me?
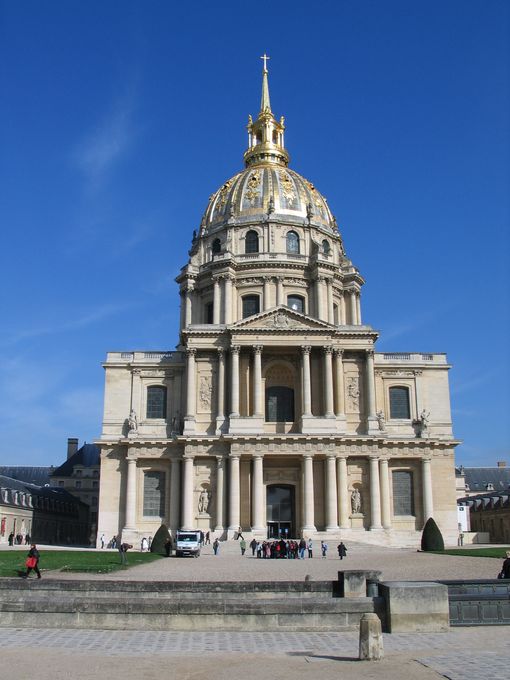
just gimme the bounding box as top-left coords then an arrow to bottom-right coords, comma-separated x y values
150,523 -> 171,554
421,517 -> 445,551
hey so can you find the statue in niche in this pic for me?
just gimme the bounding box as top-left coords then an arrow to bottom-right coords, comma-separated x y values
351,488 -> 362,514
199,376 -> 212,409
417,409 -> 430,438
347,377 -> 360,411
198,489 -> 210,514
376,410 -> 386,432
128,409 -> 138,434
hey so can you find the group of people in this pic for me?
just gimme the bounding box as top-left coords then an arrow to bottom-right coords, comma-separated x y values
231,538 -> 348,560
7,532 -> 30,546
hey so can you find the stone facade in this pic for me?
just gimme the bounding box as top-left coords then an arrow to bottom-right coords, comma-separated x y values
96,63 -> 459,548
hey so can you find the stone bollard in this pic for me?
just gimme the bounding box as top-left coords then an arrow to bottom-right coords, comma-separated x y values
358,613 -> 384,661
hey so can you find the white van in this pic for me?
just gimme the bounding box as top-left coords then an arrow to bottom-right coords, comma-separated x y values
175,530 -> 202,557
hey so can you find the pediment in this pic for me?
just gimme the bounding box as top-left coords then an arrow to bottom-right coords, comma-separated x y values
232,306 -> 335,331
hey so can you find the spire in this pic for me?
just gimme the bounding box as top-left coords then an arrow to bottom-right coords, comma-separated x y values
244,56 -> 290,168
260,53 -> 271,113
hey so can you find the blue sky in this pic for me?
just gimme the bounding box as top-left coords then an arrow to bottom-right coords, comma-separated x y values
0,1 -> 508,467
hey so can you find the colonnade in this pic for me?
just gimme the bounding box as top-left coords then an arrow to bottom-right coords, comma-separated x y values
184,345 -> 377,432
123,452 -> 435,535
179,275 -> 362,328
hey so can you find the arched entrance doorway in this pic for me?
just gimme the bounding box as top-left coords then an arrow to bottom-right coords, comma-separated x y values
266,484 -> 295,539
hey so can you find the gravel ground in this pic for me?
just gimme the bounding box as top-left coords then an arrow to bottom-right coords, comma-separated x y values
16,539 -> 504,582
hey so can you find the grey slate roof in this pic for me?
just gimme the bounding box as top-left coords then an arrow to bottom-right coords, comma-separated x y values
0,474 -> 84,504
456,466 -> 510,493
0,466 -> 54,486
51,444 -> 100,477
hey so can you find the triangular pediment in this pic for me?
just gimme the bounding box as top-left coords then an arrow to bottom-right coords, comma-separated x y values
231,306 -> 335,331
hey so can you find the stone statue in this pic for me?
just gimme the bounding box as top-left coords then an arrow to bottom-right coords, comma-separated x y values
351,488 -> 362,514
128,409 -> 138,433
376,410 -> 386,432
418,409 -> 430,438
198,489 -> 210,514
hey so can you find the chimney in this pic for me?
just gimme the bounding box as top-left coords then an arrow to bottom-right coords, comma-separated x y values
67,438 -> 79,459
497,461 -> 506,468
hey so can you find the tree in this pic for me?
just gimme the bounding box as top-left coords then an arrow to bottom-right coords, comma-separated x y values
150,524 -> 171,554
421,517 -> 445,551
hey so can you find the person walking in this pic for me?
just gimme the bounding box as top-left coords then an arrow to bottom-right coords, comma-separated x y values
499,550 -> 510,579
213,538 -> 220,555
298,538 -> 306,559
240,538 -> 247,556
250,538 -> 257,556
100,533 -> 105,549
321,540 -> 328,558
337,542 -> 347,560
141,537 -> 148,552
205,531 -> 211,545
24,544 -> 41,579
307,538 -> 313,558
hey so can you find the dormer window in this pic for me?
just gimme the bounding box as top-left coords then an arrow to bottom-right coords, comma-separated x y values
486,483 -> 494,491
322,240 -> 331,255
286,231 -> 300,254
242,295 -> 260,319
287,295 -> 304,313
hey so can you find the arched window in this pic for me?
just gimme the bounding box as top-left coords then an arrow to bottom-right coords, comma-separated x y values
392,471 -> 414,516
287,295 -> 304,313
322,239 -> 331,255
242,295 -> 260,319
286,231 -> 300,254
212,238 -> 221,255
205,301 -> 214,324
265,386 -> 295,422
245,230 -> 259,254
389,386 -> 411,419
146,386 -> 167,419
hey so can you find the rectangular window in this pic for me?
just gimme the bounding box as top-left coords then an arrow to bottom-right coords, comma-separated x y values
389,387 -> 411,419
75,481 -> 82,489
143,471 -> 166,517
392,471 -> 414,516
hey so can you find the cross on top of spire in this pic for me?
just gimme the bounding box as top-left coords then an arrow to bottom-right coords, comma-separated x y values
260,53 -> 270,72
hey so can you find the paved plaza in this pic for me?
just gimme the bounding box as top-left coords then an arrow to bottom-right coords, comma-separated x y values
6,538 -> 501,582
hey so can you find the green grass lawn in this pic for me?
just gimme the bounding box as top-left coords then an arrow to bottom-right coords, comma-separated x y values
0,550 -> 163,577
431,547 -> 510,559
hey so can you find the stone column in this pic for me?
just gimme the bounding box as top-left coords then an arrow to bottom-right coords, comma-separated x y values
216,349 -> 225,419
301,345 -> 312,417
263,276 -> 271,311
337,455 -> 350,528
169,457 -> 181,532
302,454 -> 316,531
185,284 -> 194,327
214,456 -> 225,531
179,290 -> 186,331
369,456 -> 382,530
253,345 -> 263,416
325,455 -> 339,531
365,349 -> 378,433
181,456 -> 194,530
124,455 -> 137,529
334,348 -> 345,416
184,347 -> 196,420
252,454 -> 264,531
356,292 -> 362,325
379,458 -> 392,530
230,345 -> 240,418
323,346 -> 334,417
422,457 -> 434,522
339,291 -> 346,325
349,289 -> 357,325
276,276 -> 284,306
228,454 -> 241,531
224,275 -> 233,325
316,276 -> 325,320
326,278 -> 334,324
213,277 -> 221,324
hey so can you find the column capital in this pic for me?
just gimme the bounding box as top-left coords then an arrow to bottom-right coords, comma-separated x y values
334,347 -> 344,358
126,454 -> 138,463
301,345 -> 312,355
263,275 -> 272,282
183,454 -> 195,461
185,347 -> 197,358
323,345 -> 334,355
326,453 -> 337,461
229,453 -> 241,460
369,454 -> 380,461
302,453 -> 315,460
365,349 -> 375,358
276,275 -> 285,283
252,453 -> 264,460
253,344 -> 263,354
230,345 -> 241,355
217,347 -> 225,357
215,455 -> 225,466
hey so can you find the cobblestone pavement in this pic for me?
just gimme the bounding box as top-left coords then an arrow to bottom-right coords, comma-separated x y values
0,627 -> 508,680
32,539 -> 504,582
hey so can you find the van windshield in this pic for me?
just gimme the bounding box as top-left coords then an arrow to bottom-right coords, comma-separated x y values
178,534 -> 198,542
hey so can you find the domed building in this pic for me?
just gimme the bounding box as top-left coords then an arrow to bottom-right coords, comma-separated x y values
97,61 -> 459,547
